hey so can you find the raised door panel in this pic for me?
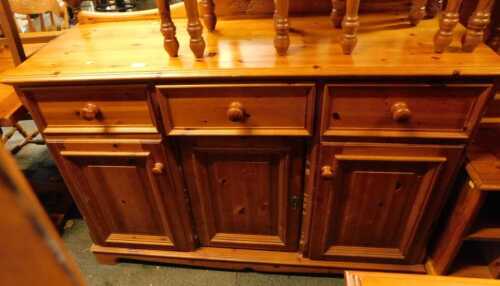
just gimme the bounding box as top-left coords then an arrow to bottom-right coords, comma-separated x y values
181,138 -> 304,251
309,143 -> 463,264
49,141 -> 194,251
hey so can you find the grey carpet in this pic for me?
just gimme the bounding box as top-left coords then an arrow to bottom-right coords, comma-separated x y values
62,219 -> 345,285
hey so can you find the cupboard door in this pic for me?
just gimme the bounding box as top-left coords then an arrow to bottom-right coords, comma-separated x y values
309,142 -> 463,263
49,141 -> 194,251
181,138 -> 304,251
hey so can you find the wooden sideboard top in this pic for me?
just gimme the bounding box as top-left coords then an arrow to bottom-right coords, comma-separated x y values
2,13 -> 500,85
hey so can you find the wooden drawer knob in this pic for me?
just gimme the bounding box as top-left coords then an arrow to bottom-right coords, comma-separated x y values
321,165 -> 335,179
80,103 -> 100,121
227,101 -> 245,122
391,102 -> 411,122
152,162 -> 164,174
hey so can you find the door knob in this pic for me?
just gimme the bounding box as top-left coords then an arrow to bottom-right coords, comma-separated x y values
321,165 -> 335,179
152,162 -> 164,174
227,101 -> 245,122
80,103 -> 100,121
391,102 -> 411,122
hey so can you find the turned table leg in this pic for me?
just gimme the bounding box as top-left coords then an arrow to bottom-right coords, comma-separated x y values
156,0 -> 179,57
200,0 -> 216,32
331,0 -> 346,28
434,0 -> 463,53
409,0 -> 429,26
274,0 -> 290,56
462,0 -> 494,52
184,0 -> 206,58
341,0 -> 360,55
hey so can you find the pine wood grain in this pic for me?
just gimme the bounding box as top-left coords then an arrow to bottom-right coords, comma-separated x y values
344,271 -> 500,286
20,85 -> 159,135
2,14 -> 499,86
321,84 -> 492,140
156,84 -> 315,136
309,142 -> 463,264
91,244 -> 427,273
48,139 -> 196,251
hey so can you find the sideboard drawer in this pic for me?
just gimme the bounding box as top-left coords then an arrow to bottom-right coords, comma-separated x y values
156,84 -> 315,136
321,84 -> 492,139
22,85 -> 158,134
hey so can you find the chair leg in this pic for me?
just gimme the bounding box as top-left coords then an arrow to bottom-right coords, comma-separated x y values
156,0 -> 179,57
1,127 -> 16,144
331,0 -> 345,28
462,0 -> 494,52
184,0 -> 206,58
341,0 -> 360,55
434,0 -> 464,53
409,0 -> 429,26
200,0 -> 217,32
14,122 -> 28,138
11,130 -> 44,155
274,0 -> 290,56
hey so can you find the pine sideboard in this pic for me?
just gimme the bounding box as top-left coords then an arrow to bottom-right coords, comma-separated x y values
2,14 -> 499,274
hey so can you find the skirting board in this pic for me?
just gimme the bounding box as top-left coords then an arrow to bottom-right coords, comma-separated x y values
91,244 -> 426,274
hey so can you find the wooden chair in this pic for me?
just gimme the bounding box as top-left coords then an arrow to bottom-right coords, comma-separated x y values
434,0 -> 495,53
0,0 -> 70,47
9,0 -> 70,32
0,0 -> 44,154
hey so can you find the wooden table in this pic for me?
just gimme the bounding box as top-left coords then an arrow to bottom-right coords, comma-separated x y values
1,14 -> 499,275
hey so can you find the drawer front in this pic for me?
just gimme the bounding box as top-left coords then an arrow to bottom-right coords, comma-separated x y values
156,84 -> 315,136
321,84 -> 492,139
23,85 -> 158,134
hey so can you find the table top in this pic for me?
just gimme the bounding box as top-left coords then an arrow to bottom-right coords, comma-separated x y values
2,14 -> 500,86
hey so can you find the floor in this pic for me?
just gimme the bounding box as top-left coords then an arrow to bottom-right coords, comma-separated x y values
62,220 -> 345,286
